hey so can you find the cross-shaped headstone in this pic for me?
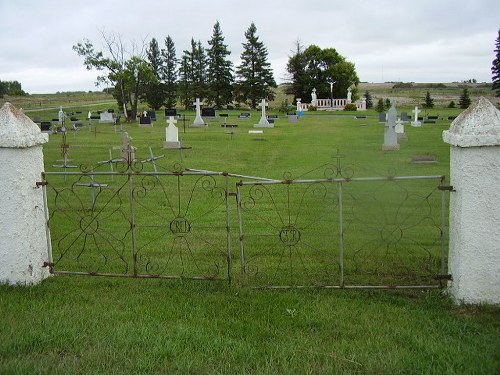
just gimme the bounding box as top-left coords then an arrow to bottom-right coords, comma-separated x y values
256,99 -> 271,127
192,97 -> 205,126
411,106 -> 422,127
166,116 -> 178,142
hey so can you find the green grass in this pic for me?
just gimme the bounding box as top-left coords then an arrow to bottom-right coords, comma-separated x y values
1,95 -> 500,374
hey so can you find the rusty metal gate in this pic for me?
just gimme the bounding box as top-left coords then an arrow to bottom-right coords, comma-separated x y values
42,162 -> 232,281
41,161 -> 450,288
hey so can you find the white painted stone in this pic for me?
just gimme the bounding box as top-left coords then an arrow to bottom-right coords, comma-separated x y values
254,99 -> 273,128
443,97 -> 500,305
192,98 -> 206,127
0,103 -> 50,285
443,97 -> 500,147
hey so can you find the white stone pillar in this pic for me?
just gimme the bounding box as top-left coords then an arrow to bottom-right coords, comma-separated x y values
0,102 -> 50,285
442,97 -> 500,304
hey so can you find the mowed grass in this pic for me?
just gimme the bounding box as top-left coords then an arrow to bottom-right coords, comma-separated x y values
1,102 -> 499,374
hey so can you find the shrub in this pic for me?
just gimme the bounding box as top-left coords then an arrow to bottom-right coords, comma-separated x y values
343,103 -> 357,111
448,101 -> 456,108
308,105 -> 317,111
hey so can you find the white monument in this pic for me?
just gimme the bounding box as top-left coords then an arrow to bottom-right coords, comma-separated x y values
254,99 -> 273,128
164,116 -> 181,149
121,132 -> 136,163
311,88 -> 317,106
443,97 -> 500,305
192,98 -> 206,127
395,118 -> 407,140
58,106 -> 65,125
382,102 -> 400,150
0,103 -> 51,285
347,87 -> 352,103
411,106 -> 421,127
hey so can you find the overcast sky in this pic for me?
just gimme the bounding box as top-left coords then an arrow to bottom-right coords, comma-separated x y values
1,0 -> 498,94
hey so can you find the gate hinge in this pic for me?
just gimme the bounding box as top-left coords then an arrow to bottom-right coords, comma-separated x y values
43,262 -> 55,268
36,181 -> 48,188
435,274 -> 452,281
438,185 -> 455,192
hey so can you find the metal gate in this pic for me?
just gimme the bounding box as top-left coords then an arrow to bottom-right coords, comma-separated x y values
236,174 -> 449,288
42,162 -> 232,281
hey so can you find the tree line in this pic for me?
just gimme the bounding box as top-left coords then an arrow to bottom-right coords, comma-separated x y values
73,22 -> 360,120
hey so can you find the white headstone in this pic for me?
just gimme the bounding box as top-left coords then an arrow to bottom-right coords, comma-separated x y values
164,116 -> 181,149
411,106 -> 421,127
99,112 -> 114,123
192,98 -> 206,127
347,87 -> 352,103
382,103 -> 400,150
254,99 -> 273,128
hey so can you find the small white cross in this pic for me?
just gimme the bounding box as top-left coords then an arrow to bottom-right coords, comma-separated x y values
167,116 -> 177,127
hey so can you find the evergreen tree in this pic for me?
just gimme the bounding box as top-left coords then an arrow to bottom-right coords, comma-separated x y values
206,21 -> 233,108
492,29 -> 500,97
145,37 -> 165,110
161,35 -> 178,108
179,39 -> 207,108
385,98 -> 391,109
364,91 -> 373,109
459,88 -> 471,108
178,53 -> 192,110
235,22 -> 277,108
375,98 -> 385,113
423,90 -> 434,108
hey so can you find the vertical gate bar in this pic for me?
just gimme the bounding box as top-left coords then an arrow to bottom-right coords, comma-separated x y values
236,184 -> 247,286
128,174 -> 138,276
338,181 -> 344,287
41,180 -> 53,268
225,175 -> 233,284
440,184 -> 447,277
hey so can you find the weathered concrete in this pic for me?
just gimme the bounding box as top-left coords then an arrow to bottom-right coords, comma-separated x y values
443,97 -> 500,304
0,102 -> 50,285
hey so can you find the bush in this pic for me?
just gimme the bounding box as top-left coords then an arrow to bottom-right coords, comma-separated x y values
308,105 -> 317,111
343,103 -> 357,111
448,101 -> 456,108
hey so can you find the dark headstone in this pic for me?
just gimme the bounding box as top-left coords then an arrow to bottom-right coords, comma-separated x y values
165,108 -> 177,117
140,116 -> 152,125
267,114 -> 278,119
400,112 -> 409,121
40,121 -> 52,132
108,108 -> 115,113
355,115 -> 367,119
221,124 -> 238,128
219,113 -> 229,118
201,107 -> 216,117
147,110 -> 156,121
238,113 -> 251,119
70,116 -> 78,122
379,113 -> 387,122
423,120 -> 436,124
427,115 -> 438,120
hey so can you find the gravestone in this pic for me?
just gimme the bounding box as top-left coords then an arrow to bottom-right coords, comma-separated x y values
311,88 -> 317,106
238,113 -> 250,119
382,103 -> 400,150
164,116 -> 181,149
395,118 -> 407,140
201,107 -> 216,117
165,108 -> 177,117
411,106 -> 422,127
121,132 -> 136,163
58,106 -> 65,125
147,110 -> 156,121
379,112 -> 387,122
33,115 -> 41,123
288,113 -> 298,123
192,98 -> 206,127
254,99 -> 273,128
40,121 -> 52,132
139,115 -> 153,127
99,112 -> 114,123
401,112 -> 409,121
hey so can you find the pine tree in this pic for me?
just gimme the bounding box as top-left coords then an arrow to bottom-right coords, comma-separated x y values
376,98 -> 385,113
161,35 -> 178,109
206,21 -> 233,108
145,38 -> 165,110
235,23 -> 277,108
459,88 -> 471,109
423,90 -> 434,108
492,29 -> 500,97
179,39 -> 207,108
364,91 -> 373,109
178,54 -> 192,110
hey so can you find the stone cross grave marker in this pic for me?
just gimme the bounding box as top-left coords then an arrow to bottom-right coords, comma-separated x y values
411,106 -> 422,127
121,132 -> 136,164
382,103 -> 400,150
164,116 -> 181,149
255,99 -> 273,128
192,98 -> 206,127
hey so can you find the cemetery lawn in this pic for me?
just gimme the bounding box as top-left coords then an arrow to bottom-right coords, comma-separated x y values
1,106 -> 500,374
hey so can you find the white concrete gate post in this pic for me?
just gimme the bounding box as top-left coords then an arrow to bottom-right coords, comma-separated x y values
0,103 -> 51,285
443,97 -> 500,304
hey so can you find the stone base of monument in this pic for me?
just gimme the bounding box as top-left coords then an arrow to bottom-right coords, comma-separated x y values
411,121 -> 422,127
164,141 -> 181,149
397,133 -> 408,140
382,144 -> 400,151
254,122 -> 274,128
